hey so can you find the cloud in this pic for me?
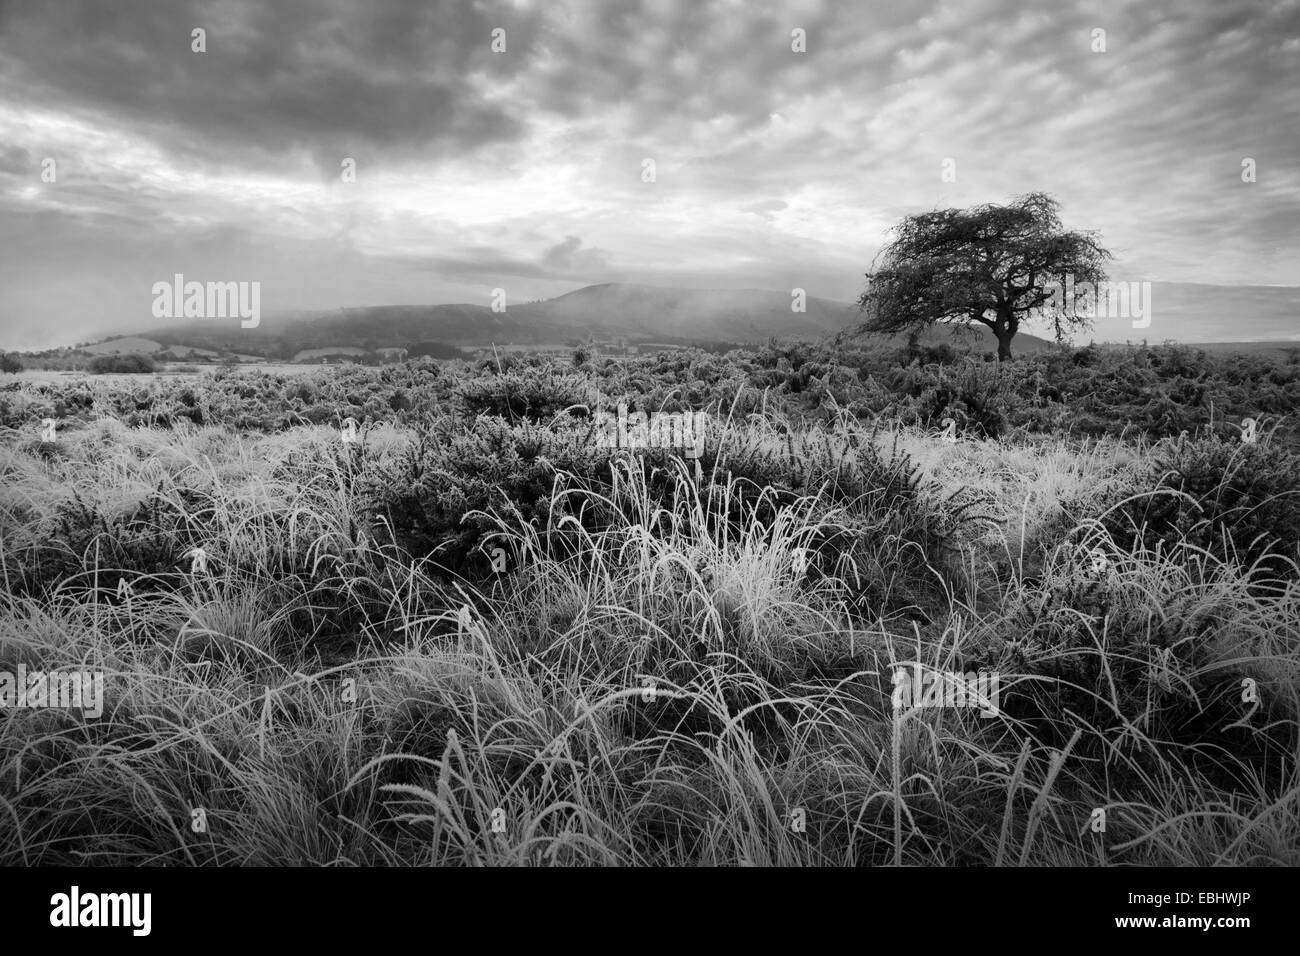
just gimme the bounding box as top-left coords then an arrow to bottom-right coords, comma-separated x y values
0,0 -> 541,174
744,199 -> 789,220
1,0 -> 1297,348
540,235 -> 611,274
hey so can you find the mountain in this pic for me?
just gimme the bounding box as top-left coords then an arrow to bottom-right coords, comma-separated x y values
532,283 -> 854,340
97,283 -> 1057,358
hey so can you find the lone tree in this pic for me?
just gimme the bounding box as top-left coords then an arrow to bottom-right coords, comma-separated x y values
856,192 -> 1111,361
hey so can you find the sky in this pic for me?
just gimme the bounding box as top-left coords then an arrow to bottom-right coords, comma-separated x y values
0,0 -> 1297,349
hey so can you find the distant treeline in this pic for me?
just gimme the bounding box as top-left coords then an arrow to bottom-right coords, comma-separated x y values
87,354 -> 157,373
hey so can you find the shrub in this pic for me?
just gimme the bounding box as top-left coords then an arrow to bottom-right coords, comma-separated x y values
88,353 -> 157,374
455,365 -> 600,421
366,416 -> 615,574
1104,437 -> 1300,578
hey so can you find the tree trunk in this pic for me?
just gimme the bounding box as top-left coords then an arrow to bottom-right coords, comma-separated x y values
996,330 -> 1014,362
989,303 -> 1016,361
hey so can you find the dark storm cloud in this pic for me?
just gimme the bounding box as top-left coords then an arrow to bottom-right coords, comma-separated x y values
0,0 -> 544,172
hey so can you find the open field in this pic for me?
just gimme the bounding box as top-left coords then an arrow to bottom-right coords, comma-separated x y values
1,341 -> 1298,865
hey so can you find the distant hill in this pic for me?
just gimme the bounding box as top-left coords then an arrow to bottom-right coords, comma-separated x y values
100,283 -> 1055,360
81,336 -> 162,355
532,283 -> 853,340
84,337 -> 223,358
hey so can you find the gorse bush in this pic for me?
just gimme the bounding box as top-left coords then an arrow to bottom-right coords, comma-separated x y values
5,486 -> 204,597
455,363 -> 600,421
693,416 -> 986,616
1104,436 -> 1300,578
991,542 -> 1297,797
367,415 -> 617,573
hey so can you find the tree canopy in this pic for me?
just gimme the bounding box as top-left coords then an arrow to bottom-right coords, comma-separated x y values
857,192 -> 1111,360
